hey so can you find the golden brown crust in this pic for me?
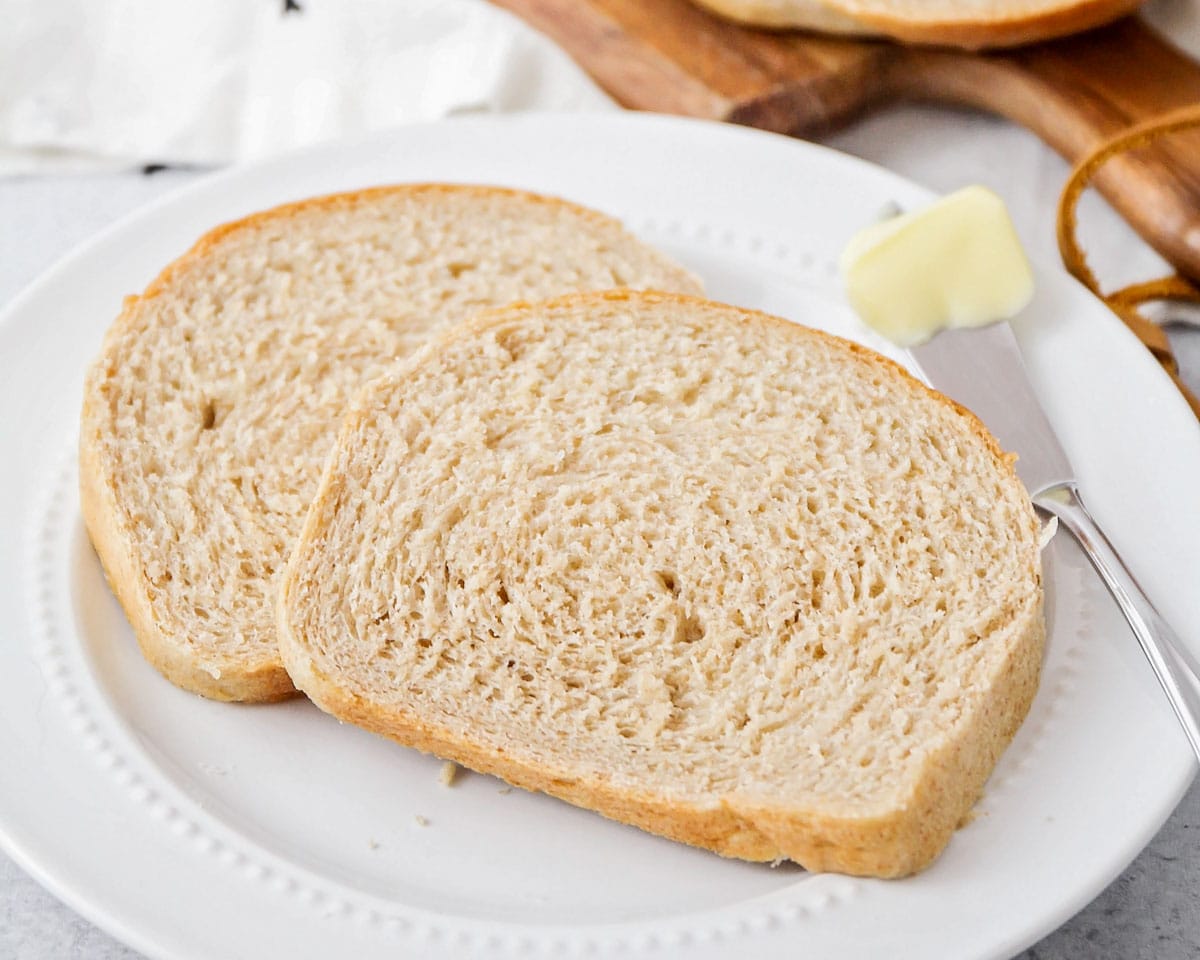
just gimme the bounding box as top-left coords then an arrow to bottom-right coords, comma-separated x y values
278,289 -> 1046,877
78,184 -> 643,703
689,0 -> 1143,48
281,610 -> 1042,876
136,183 -> 628,303
829,0 -> 1143,48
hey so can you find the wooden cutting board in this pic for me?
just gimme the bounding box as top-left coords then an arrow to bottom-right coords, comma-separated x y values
492,0 -> 1200,281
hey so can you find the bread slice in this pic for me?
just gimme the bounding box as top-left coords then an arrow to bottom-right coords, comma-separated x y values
691,0 -> 1143,48
277,290 -> 1045,877
79,186 -> 701,703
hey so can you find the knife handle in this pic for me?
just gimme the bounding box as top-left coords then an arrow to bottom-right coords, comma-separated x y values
1036,483 -> 1200,763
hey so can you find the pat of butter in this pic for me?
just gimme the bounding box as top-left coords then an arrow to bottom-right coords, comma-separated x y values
839,186 -> 1035,347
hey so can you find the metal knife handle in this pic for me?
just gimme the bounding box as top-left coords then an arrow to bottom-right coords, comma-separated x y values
1036,483 -> 1200,762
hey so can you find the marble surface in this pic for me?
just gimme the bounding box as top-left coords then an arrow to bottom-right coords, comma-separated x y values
1,105 -> 1198,959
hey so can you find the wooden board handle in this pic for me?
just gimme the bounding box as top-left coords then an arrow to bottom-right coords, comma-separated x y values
492,0 -> 1200,281
490,0 -> 901,129
892,18 -> 1200,281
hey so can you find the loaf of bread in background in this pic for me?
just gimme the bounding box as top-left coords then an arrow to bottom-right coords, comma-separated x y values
278,290 -> 1045,878
79,186 -> 701,703
691,0 -> 1144,48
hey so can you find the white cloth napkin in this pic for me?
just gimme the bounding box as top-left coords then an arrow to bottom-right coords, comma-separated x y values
0,0 -> 616,176
2,0 -> 1197,178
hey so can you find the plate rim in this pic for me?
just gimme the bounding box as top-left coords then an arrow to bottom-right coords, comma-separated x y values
1,110 -> 1197,960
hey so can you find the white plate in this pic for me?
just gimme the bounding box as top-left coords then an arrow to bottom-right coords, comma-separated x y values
2,113 -> 1198,960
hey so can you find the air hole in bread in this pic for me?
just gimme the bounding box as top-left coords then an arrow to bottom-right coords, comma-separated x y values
657,571 -> 679,595
677,614 -> 704,644
495,331 -> 522,362
484,426 -> 510,449
200,400 -> 217,431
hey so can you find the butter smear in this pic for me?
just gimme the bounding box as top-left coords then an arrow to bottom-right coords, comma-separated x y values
839,185 -> 1035,347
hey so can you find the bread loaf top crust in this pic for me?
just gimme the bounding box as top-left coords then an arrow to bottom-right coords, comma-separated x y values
691,0 -> 1143,48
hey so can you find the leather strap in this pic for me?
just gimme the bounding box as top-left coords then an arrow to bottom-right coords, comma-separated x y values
1056,104 -> 1200,419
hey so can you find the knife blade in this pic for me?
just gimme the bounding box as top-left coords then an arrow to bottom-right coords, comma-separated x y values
908,320 -> 1200,761
908,324 -> 1073,495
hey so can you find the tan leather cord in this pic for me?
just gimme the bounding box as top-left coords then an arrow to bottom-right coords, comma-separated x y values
1056,104 -> 1200,419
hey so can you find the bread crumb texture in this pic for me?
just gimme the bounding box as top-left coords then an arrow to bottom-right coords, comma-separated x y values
279,290 -> 1045,878
78,185 -> 700,701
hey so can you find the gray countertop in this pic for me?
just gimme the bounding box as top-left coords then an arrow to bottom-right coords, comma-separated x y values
1,105 -> 1198,958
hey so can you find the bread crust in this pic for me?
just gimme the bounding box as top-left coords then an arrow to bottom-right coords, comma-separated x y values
689,0 -> 873,32
278,289 -> 1046,877
79,302 -> 298,702
79,411 -> 297,702
829,0 -> 1143,48
134,183 -> 635,304
79,187 -> 696,703
690,0 -> 1143,48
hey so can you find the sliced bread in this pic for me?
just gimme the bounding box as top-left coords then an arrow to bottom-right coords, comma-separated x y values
79,186 -> 701,702
691,0 -> 1143,48
277,289 -> 1045,877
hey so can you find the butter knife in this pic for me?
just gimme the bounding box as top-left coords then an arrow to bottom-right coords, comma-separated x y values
909,323 -> 1200,760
